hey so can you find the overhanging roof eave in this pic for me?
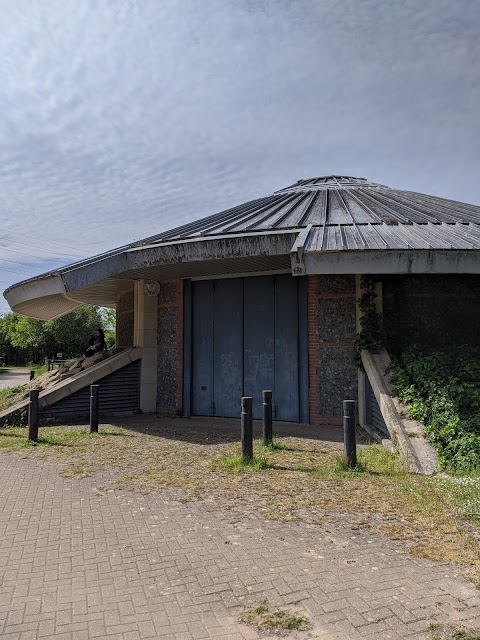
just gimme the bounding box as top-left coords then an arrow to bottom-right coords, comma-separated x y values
3,232 -> 298,320
297,248 -> 480,275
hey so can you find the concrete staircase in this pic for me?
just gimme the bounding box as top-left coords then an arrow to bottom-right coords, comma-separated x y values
362,349 -> 438,475
0,348 -> 142,426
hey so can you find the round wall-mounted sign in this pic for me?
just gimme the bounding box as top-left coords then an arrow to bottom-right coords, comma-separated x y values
144,280 -> 160,296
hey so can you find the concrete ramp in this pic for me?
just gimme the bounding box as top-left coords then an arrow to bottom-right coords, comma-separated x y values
0,348 -> 142,426
362,349 -> 438,475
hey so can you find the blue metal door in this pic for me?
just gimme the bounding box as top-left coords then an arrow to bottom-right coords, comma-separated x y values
213,278 -> 243,417
189,275 -> 307,422
274,274 -> 299,421
244,276 -> 275,419
191,280 -> 214,416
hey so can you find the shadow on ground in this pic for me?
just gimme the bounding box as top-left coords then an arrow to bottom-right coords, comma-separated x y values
101,414 -> 366,446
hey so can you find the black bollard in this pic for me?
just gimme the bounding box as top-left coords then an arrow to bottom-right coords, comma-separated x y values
262,390 -> 273,446
30,370 -> 35,381
343,400 -> 357,468
90,385 -> 99,433
241,396 -> 253,461
28,389 -> 39,442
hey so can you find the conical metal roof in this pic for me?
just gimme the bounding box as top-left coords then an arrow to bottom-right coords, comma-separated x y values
137,175 -> 480,246
4,174 -> 480,321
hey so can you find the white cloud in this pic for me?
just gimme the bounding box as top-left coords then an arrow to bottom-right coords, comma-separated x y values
0,0 -> 479,313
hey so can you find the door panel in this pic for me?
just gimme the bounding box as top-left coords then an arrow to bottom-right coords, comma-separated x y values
191,280 -> 214,415
274,275 -> 299,421
243,276 -> 275,419
298,276 -> 310,423
190,275 -> 305,422
213,278 -> 243,417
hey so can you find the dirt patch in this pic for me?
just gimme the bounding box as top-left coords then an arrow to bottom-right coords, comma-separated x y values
241,600 -> 310,633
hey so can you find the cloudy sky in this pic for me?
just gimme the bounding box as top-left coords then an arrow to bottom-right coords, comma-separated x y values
1,0 -> 479,314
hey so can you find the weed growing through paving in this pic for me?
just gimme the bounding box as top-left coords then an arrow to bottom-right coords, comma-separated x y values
241,600 -> 309,632
429,621 -> 480,639
312,444 -> 406,478
216,454 -> 272,471
263,440 -> 287,451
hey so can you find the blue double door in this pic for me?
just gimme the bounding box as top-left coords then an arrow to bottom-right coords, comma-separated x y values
189,275 -> 308,421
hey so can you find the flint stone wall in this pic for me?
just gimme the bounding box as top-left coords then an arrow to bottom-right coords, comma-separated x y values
116,289 -> 134,348
383,274 -> 480,355
308,274 -> 357,422
157,281 -> 183,413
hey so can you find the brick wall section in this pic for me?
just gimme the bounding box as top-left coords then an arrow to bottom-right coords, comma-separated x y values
308,274 -> 357,424
116,289 -> 134,348
157,280 -> 183,415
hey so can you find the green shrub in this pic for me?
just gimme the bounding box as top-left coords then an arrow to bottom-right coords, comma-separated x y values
391,346 -> 480,472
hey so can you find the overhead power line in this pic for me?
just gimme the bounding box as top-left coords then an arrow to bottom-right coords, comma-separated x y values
0,256 -> 37,267
0,243 -> 85,261
0,227 -> 89,256
0,264 -> 41,276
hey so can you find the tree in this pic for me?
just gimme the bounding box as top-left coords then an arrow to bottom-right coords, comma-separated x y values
45,306 -> 103,357
9,316 -> 48,363
0,313 -> 21,365
100,307 -> 116,332
99,307 -> 116,349
0,305 -> 112,363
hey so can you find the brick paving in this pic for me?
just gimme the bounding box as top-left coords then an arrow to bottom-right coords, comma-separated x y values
1,451 -> 480,639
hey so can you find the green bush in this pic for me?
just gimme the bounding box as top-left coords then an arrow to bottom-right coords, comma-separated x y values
391,346 -> 480,472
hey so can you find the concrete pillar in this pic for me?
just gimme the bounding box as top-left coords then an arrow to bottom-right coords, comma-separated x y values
134,280 -> 158,413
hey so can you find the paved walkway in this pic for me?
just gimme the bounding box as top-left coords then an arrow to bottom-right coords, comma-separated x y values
1,449 -> 480,640
0,369 -> 32,390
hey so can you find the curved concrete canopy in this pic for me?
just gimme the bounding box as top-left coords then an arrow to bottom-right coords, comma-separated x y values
4,175 -> 480,320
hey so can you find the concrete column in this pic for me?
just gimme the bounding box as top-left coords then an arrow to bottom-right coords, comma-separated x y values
134,280 -> 158,413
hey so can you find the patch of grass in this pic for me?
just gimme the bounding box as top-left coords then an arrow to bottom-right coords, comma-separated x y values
0,425 -> 125,454
241,600 -> 309,632
429,621 -> 480,639
26,364 -> 48,376
357,443 -> 408,475
310,445 -> 406,479
0,385 -> 28,411
215,454 -> 272,471
429,475 -> 480,526
429,623 -> 443,638
263,440 -> 287,451
0,385 -> 26,395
